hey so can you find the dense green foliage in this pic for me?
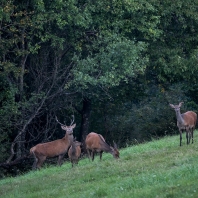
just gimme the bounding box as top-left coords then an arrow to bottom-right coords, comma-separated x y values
1,134 -> 198,197
1,0 -> 198,177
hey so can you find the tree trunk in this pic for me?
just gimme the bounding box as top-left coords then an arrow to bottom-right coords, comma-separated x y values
17,28 -> 28,158
79,98 -> 91,152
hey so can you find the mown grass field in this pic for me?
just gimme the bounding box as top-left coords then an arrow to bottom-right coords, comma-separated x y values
1,133 -> 198,198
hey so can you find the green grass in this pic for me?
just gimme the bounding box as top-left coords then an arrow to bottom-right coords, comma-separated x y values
1,133 -> 198,198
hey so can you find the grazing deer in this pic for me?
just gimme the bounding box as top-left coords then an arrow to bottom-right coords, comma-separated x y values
68,140 -> 82,167
30,116 -> 76,170
85,132 -> 119,161
169,102 -> 197,146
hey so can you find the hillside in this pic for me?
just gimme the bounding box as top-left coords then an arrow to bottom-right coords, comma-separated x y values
0,134 -> 198,198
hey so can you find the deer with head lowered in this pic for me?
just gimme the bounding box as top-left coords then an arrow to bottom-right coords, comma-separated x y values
30,116 -> 76,170
68,140 -> 82,167
169,102 -> 197,146
85,132 -> 119,161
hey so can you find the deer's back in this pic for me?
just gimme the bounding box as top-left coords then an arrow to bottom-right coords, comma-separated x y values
181,111 -> 197,127
31,138 -> 72,157
85,132 -> 104,151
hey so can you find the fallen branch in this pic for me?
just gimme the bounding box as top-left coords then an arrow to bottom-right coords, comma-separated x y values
0,155 -> 30,169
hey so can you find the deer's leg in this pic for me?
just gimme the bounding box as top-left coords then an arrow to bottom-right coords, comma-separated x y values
31,151 -> 37,170
192,128 -> 194,144
186,131 -> 190,145
87,149 -> 91,160
188,128 -> 192,144
91,151 -> 95,161
32,154 -> 38,170
186,128 -> 191,145
58,154 -> 65,166
189,132 -> 192,144
71,159 -> 74,167
179,129 -> 182,146
186,131 -> 189,145
72,158 -> 78,167
99,151 -> 103,160
37,156 -> 46,169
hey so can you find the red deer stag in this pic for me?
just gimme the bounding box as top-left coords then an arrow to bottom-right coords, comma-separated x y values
30,116 -> 76,169
169,102 -> 197,146
85,132 -> 119,161
68,140 -> 82,167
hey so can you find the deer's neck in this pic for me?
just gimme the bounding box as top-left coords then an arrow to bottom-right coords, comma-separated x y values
175,110 -> 185,124
62,134 -> 73,143
100,142 -> 112,153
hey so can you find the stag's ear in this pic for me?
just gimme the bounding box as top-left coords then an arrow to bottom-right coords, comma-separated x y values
61,125 -> 67,130
113,141 -> 118,149
71,123 -> 76,128
169,104 -> 174,108
179,102 -> 184,107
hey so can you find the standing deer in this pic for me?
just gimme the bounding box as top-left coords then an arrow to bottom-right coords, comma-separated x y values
30,116 -> 76,170
68,140 -> 82,167
169,102 -> 197,146
85,132 -> 119,161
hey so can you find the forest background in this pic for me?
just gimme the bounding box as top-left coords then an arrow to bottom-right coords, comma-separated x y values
0,0 -> 198,177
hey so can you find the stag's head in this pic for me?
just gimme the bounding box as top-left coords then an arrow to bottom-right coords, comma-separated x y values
61,124 -> 76,135
56,115 -> 76,135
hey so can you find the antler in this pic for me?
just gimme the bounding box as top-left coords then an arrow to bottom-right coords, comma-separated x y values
70,115 -> 75,126
55,116 -> 64,126
55,115 -> 75,126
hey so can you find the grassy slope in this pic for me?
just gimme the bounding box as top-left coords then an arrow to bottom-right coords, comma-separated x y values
1,133 -> 198,198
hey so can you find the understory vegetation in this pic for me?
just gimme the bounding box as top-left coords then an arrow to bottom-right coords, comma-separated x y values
1,134 -> 198,198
